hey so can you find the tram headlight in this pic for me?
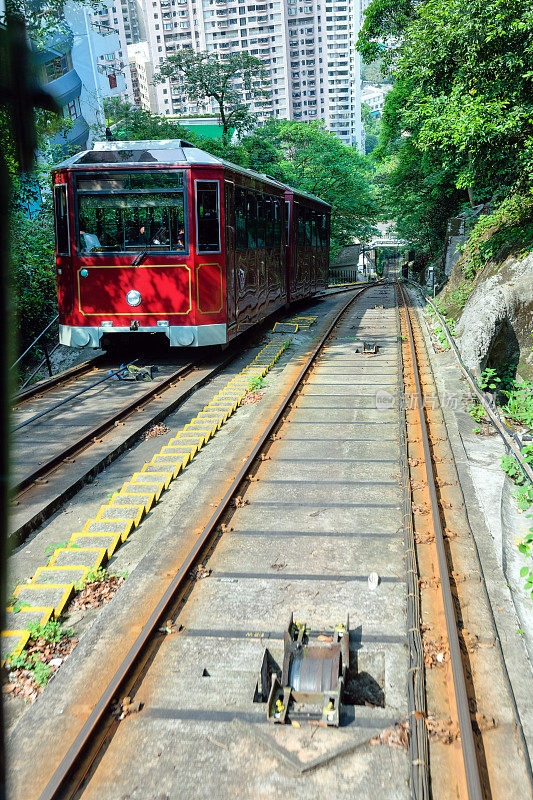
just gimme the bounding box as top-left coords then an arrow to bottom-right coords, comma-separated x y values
126,289 -> 142,307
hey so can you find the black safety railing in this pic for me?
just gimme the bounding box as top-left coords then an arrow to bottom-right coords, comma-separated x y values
328,267 -> 360,286
11,315 -> 60,389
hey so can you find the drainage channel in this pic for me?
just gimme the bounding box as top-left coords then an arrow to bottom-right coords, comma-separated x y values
35,286 -> 375,800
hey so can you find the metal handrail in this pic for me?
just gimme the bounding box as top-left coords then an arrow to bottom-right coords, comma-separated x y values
11,314 -> 59,369
409,280 -> 533,486
19,343 -> 61,390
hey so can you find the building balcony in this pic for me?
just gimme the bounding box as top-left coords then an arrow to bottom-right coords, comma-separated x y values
52,114 -> 89,156
45,68 -> 83,107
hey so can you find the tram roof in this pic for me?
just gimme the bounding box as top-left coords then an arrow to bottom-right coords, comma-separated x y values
54,140 -> 330,208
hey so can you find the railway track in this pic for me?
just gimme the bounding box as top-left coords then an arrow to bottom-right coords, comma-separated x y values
11,288 -> 368,546
14,355 -> 107,406
8,281 -> 531,800
11,354 -> 236,545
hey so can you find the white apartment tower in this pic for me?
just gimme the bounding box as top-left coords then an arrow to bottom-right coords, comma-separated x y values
123,0 -> 365,147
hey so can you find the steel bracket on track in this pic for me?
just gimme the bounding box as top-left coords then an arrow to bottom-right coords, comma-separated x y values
354,341 -> 378,354
258,614 -> 350,727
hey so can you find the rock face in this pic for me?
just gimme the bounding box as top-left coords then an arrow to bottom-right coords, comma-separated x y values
443,205 -> 486,277
455,251 -> 533,380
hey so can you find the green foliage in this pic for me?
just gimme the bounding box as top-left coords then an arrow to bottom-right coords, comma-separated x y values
45,541 -> 77,557
11,600 -> 30,614
461,193 -> 533,279
5,620 -> 73,686
361,58 -> 388,84
11,209 -> 57,355
73,566 -> 128,591
74,566 -> 109,591
501,446 -> 533,511
108,101 -> 199,144
357,0 -> 417,72
468,402 -> 485,423
7,653 -> 29,670
248,376 -> 265,392
6,651 -> 51,686
515,483 -> 533,511
477,368 -> 501,392
518,527 -> 533,598
359,0 -> 533,259
154,50 -> 268,140
501,381 -> 533,428
362,103 -> 381,155
27,620 -> 72,643
501,453 -> 523,483
439,283 -> 473,315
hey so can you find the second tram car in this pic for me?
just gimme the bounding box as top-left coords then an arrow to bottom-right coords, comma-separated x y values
51,140 -> 330,348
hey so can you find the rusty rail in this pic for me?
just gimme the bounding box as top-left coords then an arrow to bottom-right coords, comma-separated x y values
398,282 -> 483,800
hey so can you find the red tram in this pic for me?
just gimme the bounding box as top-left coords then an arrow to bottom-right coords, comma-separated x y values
51,140 -> 330,348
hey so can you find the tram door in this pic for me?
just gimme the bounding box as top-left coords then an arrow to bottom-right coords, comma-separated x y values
224,181 -> 237,328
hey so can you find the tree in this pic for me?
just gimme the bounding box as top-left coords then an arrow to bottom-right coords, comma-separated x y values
358,0 -> 533,257
238,121 -> 377,255
361,103 -> 381,155
154,50 -> 268,141
108,101 -> 199,143
357,0 -> 418,73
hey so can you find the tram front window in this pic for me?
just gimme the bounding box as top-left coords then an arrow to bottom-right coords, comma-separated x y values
76,171 -> 187,254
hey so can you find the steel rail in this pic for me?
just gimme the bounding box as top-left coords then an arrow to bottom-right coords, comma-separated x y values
14,361 -> 195,496
14,355 -> 107,405
37,285 -> 371,800
13,361 -> 139,432
398,282 -> 483,800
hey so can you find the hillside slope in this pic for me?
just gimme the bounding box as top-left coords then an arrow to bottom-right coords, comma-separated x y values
437,199 -> 533,382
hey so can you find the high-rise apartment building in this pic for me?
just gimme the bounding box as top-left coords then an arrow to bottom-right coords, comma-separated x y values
128,41 -> 157,110
88,3 -> 134,102
118,0 -> 366,148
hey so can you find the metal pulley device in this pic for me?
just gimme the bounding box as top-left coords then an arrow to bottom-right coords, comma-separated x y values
255,614 -> 350,727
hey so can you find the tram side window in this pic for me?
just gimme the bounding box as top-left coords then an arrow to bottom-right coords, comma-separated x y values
273,199 -> 282,246
78,194 -> 185,253
316,214 -> 323,248
297,211 -> 306,246
196,181 -> 220,252
54,184 -> 70,255
266,198 -> 276,247
263,198 -> 271,247
235,188 -> 247,250
247,192 -> 257,249
320,214 -> 328,247
257,196 -> 266,249
305,208 -> 313,247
